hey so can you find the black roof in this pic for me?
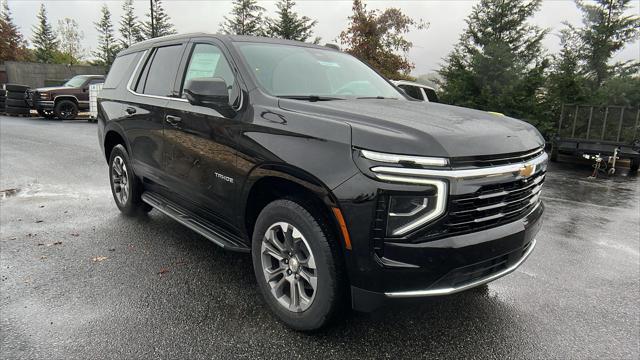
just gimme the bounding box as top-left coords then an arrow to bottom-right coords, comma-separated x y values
121,33 -> 335,55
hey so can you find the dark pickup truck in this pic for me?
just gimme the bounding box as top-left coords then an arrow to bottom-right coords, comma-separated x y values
27,75 -> 104,120
98,33 -> 547,331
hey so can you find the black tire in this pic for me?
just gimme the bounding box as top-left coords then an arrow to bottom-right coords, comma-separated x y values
630,158 -> 639,174
251,199 -> 346,331
5,98 -> 28,108
108,144 -> 152,216
5,84 -> 29,92
6,91 -> 26,100
54,99 -> 78,120
5,106 -> 30,115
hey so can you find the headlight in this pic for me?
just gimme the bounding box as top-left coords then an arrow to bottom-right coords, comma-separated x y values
355,149 -> 449,236
385,179 -> 447,236
39,93 -> 50,99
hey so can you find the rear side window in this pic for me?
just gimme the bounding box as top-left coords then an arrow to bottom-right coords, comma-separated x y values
139,45 -> 183,96
103,52 -> 141,89
398,84 -> 424,100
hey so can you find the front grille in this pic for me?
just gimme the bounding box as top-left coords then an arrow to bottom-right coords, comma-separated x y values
445,171 -> 545,236
450,147 -> 544,168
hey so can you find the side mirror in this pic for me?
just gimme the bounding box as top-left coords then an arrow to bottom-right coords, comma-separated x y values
184,77 -> 236,118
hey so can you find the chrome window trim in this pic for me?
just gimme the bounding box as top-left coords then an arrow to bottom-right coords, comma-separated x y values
126,47 -> 245,111
372,152 -> 548,180
385,237 -> 537,298
361,149 -> 448,166
375,175 -> 447,236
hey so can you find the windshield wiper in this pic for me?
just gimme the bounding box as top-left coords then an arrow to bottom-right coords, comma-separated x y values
356,96 -> 399,100
277,95 -> 345,102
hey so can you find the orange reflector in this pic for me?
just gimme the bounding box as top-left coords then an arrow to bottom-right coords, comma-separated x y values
332,207 -> 352,250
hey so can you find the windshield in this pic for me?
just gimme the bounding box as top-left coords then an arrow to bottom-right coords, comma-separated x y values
234,42 -> 404,99
64,76 -> 88,87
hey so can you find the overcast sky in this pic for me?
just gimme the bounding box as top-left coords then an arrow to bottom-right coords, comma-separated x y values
7,0 -> 640,75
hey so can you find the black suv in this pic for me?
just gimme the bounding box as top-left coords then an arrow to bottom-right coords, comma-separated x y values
98,33 -> 546,330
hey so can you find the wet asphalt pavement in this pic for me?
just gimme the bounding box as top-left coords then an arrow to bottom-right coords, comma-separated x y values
0,115 -> 638,359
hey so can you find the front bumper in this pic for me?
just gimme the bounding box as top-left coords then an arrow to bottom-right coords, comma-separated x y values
26,93 -> 54,110
332,150 -> 547,312
348,202 -> 543,311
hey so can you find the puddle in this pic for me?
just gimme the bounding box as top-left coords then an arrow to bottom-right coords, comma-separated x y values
1,183 -> 110,199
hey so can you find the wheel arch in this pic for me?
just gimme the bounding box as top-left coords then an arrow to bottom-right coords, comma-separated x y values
103,126 -> 130,162
53,95 -> 79,106
240,164 -> 342,244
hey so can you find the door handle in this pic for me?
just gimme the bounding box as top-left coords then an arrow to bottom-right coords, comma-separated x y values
125,107 -> 136,116
165,115 -> 182,126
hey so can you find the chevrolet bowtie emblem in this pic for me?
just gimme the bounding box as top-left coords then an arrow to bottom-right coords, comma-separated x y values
519,164 -> 535,178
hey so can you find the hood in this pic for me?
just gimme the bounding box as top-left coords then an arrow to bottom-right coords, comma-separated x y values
278,99 -> 544,158
34,86 -> 70,93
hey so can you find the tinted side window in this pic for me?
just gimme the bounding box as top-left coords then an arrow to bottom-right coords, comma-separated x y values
181,43 -> 238,104
141,45 -> 183,96
424,88 -> 439,103
398,84 -> 424,100
103,52 -> 140,89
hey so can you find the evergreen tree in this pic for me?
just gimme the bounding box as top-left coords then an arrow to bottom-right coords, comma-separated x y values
119,0 -> 142,47
573,0 -> 640,86
31,4 -> 59,63
0,0 -> 30,61
339,0 -> 426,79
219,0 -> 266,36
56,18 -> 84,64
266,0 -> 318,43
93,4 -> 119,67
438,0 -> 549,122
141,0 -> 176,39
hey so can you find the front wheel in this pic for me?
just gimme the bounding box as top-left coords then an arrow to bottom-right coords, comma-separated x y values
251,199 -> 346,331
54,100 -> 78,120
108,144 -> 151,216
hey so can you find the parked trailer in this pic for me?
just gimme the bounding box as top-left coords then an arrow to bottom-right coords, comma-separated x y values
551,104 -> 640,173
89,83 -> 103,123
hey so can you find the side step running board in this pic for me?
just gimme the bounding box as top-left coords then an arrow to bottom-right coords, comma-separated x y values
141,192 -> 250,253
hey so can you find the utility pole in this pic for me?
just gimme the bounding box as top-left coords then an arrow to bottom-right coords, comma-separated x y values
149,0 -> 155,38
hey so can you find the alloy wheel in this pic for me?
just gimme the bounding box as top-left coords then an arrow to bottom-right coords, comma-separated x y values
111,156 -> 129,205
260,222 -> 318,312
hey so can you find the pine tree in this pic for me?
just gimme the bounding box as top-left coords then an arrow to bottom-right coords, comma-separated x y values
93,4 -> 119,67
266,0 -> 318,43
56,18 -> 84,64
141,0 -> 176,39
438,0 -> 549,121
219,0 -> 265,36
0,0 -> 30,61
119,0 -> 142,47
573,0 -> 640,86
31,4 -> 59,63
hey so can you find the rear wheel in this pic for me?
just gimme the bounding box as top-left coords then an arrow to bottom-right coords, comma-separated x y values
108,144 -> 151,216
251,199 -> 345,331
54,100 -> 78,120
